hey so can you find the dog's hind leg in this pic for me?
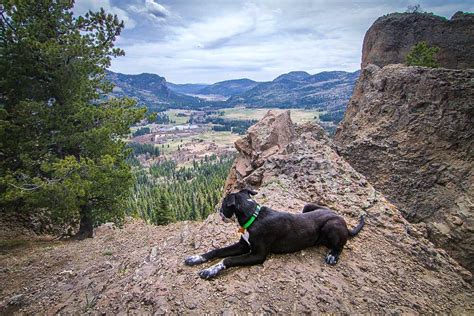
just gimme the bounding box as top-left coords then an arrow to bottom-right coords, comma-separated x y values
320,219 -> 349,265
302,204 -> 325,213
184,238 -> 250,266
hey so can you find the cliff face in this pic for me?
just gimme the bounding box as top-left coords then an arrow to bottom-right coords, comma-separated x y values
361,12 -> 474,69
1,111 -> 472,314
334,64 -> 474,272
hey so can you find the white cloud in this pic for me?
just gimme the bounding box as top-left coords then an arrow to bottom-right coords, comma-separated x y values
129,0 -> 171,23
74,0 -> 136,29
82,0 -> 473,83
145,0 -> 170,18
113,2 -> 364,82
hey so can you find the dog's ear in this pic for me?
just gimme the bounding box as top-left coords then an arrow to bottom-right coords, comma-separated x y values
226,194 -> 236,207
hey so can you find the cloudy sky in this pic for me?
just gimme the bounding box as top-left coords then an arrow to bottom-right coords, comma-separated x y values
74,0 -> 473,83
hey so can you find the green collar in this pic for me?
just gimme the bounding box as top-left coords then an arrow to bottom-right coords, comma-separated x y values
242,205 -> 261,230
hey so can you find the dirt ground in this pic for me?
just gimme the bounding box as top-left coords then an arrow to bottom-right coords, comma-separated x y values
1,203 -> 473,314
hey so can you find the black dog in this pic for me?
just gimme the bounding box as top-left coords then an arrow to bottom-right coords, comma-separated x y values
185,189 -> 365,279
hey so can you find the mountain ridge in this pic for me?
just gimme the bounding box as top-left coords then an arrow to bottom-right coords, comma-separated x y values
106,70 -> 203,111
227,70 -> 360,109
107,69 -> 358,112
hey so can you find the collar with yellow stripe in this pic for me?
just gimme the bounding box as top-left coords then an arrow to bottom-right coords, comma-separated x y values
238,205 -> 261,233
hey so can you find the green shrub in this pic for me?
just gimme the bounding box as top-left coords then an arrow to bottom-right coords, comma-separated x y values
406,41 -> 440,68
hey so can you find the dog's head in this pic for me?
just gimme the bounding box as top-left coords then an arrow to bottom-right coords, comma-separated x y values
220,189 -> 258,222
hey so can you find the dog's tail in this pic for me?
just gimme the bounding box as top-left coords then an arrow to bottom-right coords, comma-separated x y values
348,215 -> 365,238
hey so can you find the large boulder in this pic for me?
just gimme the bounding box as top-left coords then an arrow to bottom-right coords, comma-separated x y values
334,63 -> 474,272
225,110 -> 296,191
362,12 -> 474,69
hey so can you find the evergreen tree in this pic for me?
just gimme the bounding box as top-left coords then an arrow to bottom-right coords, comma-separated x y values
0,0 -> 146,238
155,193 -> 174,225
406,41 -> 440,68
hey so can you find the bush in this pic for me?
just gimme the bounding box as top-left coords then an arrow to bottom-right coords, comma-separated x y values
406,41 -> 440,68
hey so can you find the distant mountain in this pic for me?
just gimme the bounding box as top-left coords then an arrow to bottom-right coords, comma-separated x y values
273,71 -> 311,82
106,71 -> 203,111
107,69 -> 359,112
227,70 -> 360,110
197,78 -> 259,97
166,83 -> 210,95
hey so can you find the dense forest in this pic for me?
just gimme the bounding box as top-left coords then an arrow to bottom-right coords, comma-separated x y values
125,155 -> 234,225
132,127 -> 151,137
127,142 -> 161,157
189,113 -> 257,135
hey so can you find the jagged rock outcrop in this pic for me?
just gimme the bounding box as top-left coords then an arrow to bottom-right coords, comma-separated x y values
362,12 -> 474,69
334,64 -> 474,272
225,110 -> 296,190
1,111 -> 473,313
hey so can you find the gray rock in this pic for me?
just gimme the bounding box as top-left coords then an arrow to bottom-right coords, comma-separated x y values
9,294 -> 25,306
362,12 -> 474,69
335,64 -> 474,272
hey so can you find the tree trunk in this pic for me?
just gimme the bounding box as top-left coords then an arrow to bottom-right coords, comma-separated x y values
74,205 -> 93,240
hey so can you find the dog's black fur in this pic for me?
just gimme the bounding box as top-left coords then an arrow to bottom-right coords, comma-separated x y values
185,189 -> 365,279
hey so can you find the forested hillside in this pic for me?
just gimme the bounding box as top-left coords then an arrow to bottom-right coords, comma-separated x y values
106,71 -> 204,111
125,155 -> 234,224
196,78 -> 259,97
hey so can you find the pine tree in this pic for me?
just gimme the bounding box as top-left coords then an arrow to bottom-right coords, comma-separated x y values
155,193 -> 174,225
0,1 -> 146,238
406,41 -> 440,68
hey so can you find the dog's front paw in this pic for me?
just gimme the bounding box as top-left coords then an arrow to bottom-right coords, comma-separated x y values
184,255 -> 207,266
325,254 -> 339,265
198,261 -> 225,280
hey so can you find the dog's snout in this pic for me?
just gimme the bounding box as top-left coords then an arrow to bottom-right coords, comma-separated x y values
220,211 -> 234,223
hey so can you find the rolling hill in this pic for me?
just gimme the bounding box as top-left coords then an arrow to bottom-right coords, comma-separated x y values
196,78 -> 259,97
166,82 -> 210,95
